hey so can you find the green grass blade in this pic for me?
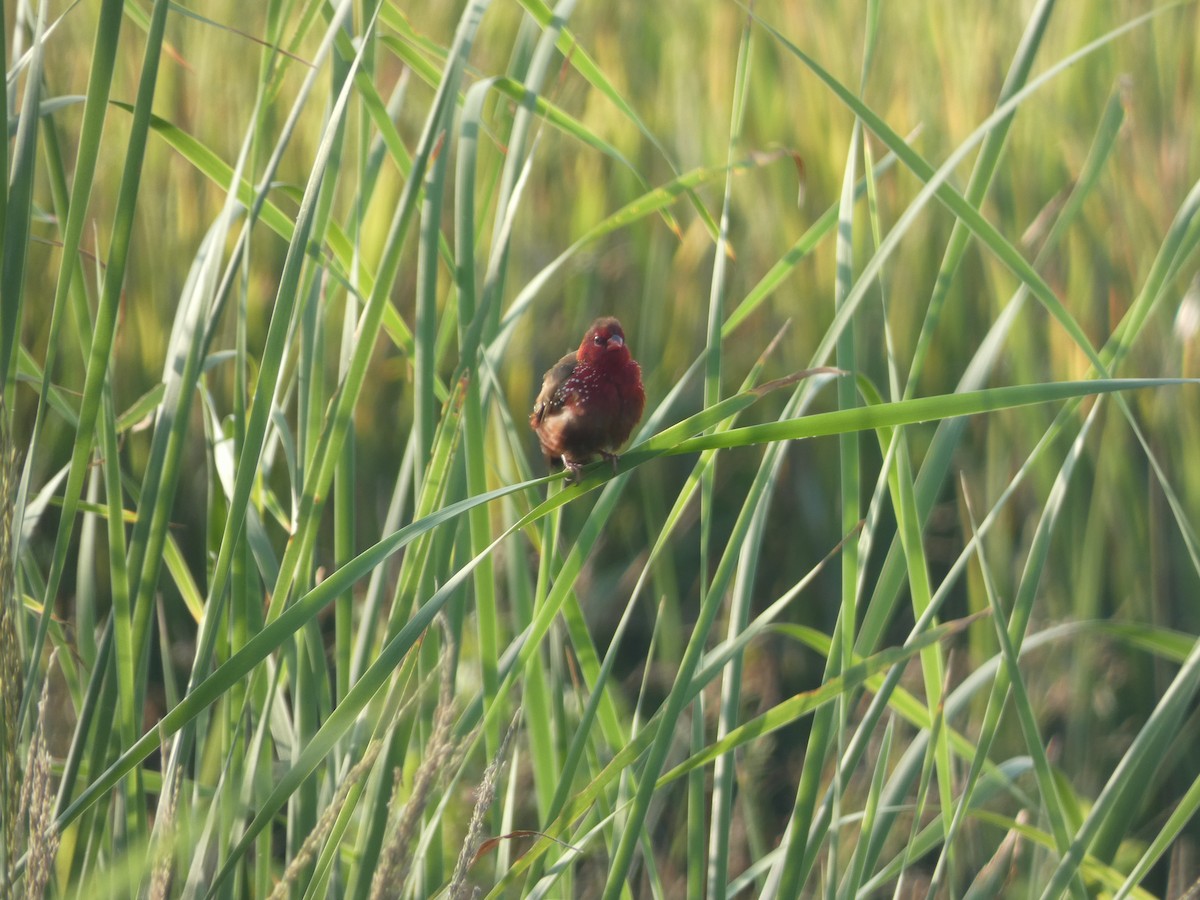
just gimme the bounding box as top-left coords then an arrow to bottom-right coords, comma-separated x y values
0,0 -> 44,399
20,0 -> 171,732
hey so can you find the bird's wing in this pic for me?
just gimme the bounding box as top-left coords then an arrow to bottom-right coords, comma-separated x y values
530,352 -> 578,425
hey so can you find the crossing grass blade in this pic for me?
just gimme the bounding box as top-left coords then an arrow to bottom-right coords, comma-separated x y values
8,3 -> 1200,896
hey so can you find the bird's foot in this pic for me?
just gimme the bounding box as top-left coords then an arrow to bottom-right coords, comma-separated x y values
600,450 -> 620,473
562,457 -> 585,484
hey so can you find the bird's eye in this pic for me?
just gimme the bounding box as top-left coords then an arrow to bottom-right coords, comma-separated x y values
593,334 -> 605,346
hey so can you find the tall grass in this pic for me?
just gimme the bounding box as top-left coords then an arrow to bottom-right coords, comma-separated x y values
3,0 -> 1200,896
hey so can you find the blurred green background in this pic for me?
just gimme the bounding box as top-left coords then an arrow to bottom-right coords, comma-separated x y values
24,1 -> 1198,610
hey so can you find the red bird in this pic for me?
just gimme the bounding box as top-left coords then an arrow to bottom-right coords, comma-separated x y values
530,317 -> 646,481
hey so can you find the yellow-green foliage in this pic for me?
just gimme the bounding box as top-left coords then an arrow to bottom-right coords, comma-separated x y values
5,1 -> 1200,896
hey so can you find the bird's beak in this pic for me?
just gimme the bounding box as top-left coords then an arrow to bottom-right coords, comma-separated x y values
607,334 -> 624,349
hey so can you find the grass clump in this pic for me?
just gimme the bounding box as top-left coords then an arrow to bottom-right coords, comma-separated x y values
3,1 -> 1200,897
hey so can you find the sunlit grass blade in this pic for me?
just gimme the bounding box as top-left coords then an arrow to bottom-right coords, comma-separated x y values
660,615 -> 983,787
698,9 -> 752,897
490,614 -> 986,897
20,0 -> 172,735
854,66 -> 1128,661
12,0 -> 124,668
752,5 -> 1181,386
667,379 -> 1196,455
8,2 -> 1200,894
0,0 -> 44,401
904,0 -> 1059,397
941,474 -> 1081,896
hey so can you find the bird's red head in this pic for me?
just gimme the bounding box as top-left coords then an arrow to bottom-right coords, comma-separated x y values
577,317 -> 630,366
